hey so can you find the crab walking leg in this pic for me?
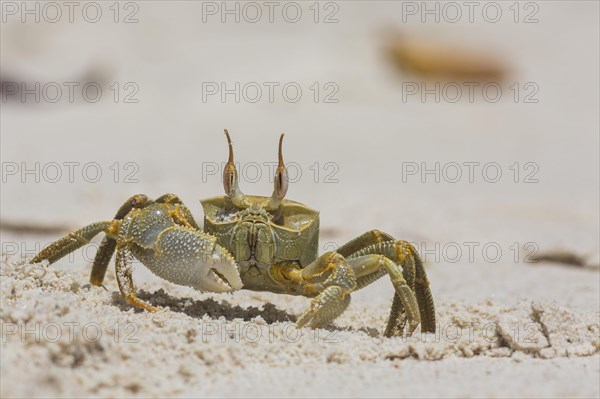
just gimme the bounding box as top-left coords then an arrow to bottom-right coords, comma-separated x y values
347,254 -> 421,335
348,240 -> 436,334
336,231 -> 419,336
351,244 -> 415,337
396,242 -> 435,333
31,221 -> 116,265
293,252 -> 357,329
386,292 -> 409,337
336,229 -> 395,258
115,244 -> 159,312
349,240 -> 416,293
91,194 -> 152,286
90,239 -> 117,286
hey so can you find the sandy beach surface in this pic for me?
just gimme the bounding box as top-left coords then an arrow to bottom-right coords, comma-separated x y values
1,1 -> 599,397
1,251 -> 599,398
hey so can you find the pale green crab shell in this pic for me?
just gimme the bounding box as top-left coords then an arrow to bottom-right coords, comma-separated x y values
200,195 -> 320,267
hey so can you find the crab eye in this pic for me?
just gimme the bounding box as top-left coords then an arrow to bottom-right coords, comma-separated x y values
223,162 -> 237,195
223,129 -> 238,196
273,133 -> 288,200
267,133 -> 289,214
274,164 -> 288,199
221,130 -> 249,208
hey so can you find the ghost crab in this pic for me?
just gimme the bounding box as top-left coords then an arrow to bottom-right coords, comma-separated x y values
32,130 -> 435,337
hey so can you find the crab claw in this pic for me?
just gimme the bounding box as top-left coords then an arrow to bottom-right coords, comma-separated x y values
144,224 -> 243,294
200,243 -> 243,292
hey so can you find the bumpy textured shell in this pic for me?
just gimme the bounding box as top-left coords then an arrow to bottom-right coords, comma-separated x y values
200,195 -> 320,266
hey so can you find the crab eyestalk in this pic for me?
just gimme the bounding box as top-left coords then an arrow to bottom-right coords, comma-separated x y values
223,129 -> 249,208
267,133 -> 289,216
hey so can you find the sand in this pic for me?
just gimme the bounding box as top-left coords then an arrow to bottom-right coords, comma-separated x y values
1,249 -> 599,398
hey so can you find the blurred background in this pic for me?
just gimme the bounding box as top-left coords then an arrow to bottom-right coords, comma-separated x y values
1,1 -> 599,309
